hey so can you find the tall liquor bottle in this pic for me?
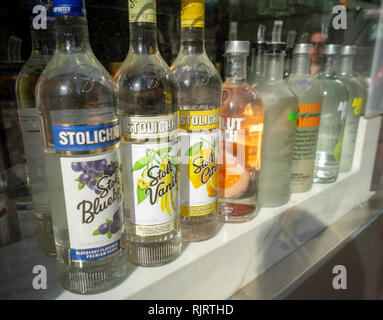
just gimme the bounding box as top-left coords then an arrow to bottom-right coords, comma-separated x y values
16,4 -> 55,255
287,44 -> 323,193
256,21 -> 297,207
36,0 -> 127,294
314,45 -> 349,183
337,46 -> 364,173
170,0 -> 222,241
114,0 -> 181,266
218,41 -> 264,222
249,24 -> 266,87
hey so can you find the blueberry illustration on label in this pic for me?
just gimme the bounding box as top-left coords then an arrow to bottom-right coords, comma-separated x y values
92,209 -> 122,239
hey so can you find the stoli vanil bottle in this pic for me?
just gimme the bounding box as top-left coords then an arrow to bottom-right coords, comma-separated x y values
114,0 -> 182,266
171,0 -> 222,242
36,0 -> 128,294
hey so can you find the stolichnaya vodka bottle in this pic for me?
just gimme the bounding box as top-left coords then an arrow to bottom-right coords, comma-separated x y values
256,21 -> 297,207
218,41 -> 264,222
36,0 -> 127,294
337,45 -> 364,173
287,43 -> 324,193
314,45 -> 349,183
16,3 -> 55,255
249,24 -> 266,87
114,0 -> 181,266
170,0 -> 222,241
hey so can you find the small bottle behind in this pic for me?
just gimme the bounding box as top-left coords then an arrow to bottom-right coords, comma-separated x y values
15,2 -> 55,255
314,45 -> 349,183
218,41 -> 264,223
36,0 -> 127,294
287,43 -> 324,193
249,24 -> 266,87
114,0 -> 182,266
337,45 -> 364,173
256,21 -> 298,207
170,0 -> 222,242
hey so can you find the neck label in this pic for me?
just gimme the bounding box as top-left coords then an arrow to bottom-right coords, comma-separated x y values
53,0 -> 85,17
181,0 -> 205,28
129,0 -> 156,23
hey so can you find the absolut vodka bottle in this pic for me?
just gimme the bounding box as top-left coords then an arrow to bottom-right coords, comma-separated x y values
114,0 -> 181,266
337,45 -> 364,173
36,0 -> 127,294
171,0 -> 222,241
314,45 -> 349,183
219,41 -> 264,222
16,3 -> 55,255
256,21 -> 297,207
287,44 -> 323,193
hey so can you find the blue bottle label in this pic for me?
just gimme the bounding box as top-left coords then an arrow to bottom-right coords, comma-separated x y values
52,120 -> 120,154
53,0 -> 85,17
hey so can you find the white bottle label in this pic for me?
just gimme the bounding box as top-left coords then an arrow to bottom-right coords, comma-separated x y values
124,140 -> 180,236
16,201 -> 36,239
60,150 -> 124,261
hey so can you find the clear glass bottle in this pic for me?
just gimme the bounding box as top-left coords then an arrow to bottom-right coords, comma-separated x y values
36,0 -> 127,294
314,44 -> 349,183
170,0 -> 222,242
256,21 -> 297,208
16,12 -> 55,255
287,43 -> 324,193
218,41 -> 264,223
114,0 -> 181,266
337,45 -> 364,173
249,24 -> 266,87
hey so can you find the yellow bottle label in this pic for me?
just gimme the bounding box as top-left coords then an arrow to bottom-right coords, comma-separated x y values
181,0 -> 205,28
179,108 -> 219,131
129,0 -> 156,23
179,131 -> 218,217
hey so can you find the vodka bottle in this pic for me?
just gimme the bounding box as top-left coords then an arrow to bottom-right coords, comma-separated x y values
287,43 -> 324,193
249,24 -> 266,87
114,0 -> 181,266
314,45 -> 349,183
256,21 -> 297,207
36,0 -> 127,294
337,45 -> 364,173
16,9 -> 55,255
170,0 -> 222,242
218,41 -> 264,222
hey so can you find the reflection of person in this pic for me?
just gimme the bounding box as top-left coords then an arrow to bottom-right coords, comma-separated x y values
310,32 -> 327,75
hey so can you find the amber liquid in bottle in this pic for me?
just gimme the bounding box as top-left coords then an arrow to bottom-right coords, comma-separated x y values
218,41 -> 264,223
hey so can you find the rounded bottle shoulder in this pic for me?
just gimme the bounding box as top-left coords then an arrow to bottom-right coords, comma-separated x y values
36,51 -> 115,111
286,76 -> 324,98
256,80 -> 297,101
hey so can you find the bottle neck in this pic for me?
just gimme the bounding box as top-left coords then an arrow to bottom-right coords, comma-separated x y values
180,27 -> 205,55
339,55 -> 354,75
291,53 -> 310,75
321,55 -> 338,75
225,53 -> 247,82
265,52 -> 285,81
54,16 -> 91,52
129,22 -> 159,55
30,28 -> 54,57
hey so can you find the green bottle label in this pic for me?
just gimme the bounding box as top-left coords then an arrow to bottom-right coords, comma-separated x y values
129,0 -> 156,23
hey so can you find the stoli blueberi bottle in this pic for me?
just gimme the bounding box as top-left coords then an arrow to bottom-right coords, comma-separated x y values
36,0 -> 128,294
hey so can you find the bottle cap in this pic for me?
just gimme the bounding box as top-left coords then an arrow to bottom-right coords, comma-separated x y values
286,30 -> 297,49
225,41 -> 250,54
293,43 -> 313,54
340,45 -> 357,56
323,44 -> 341,55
